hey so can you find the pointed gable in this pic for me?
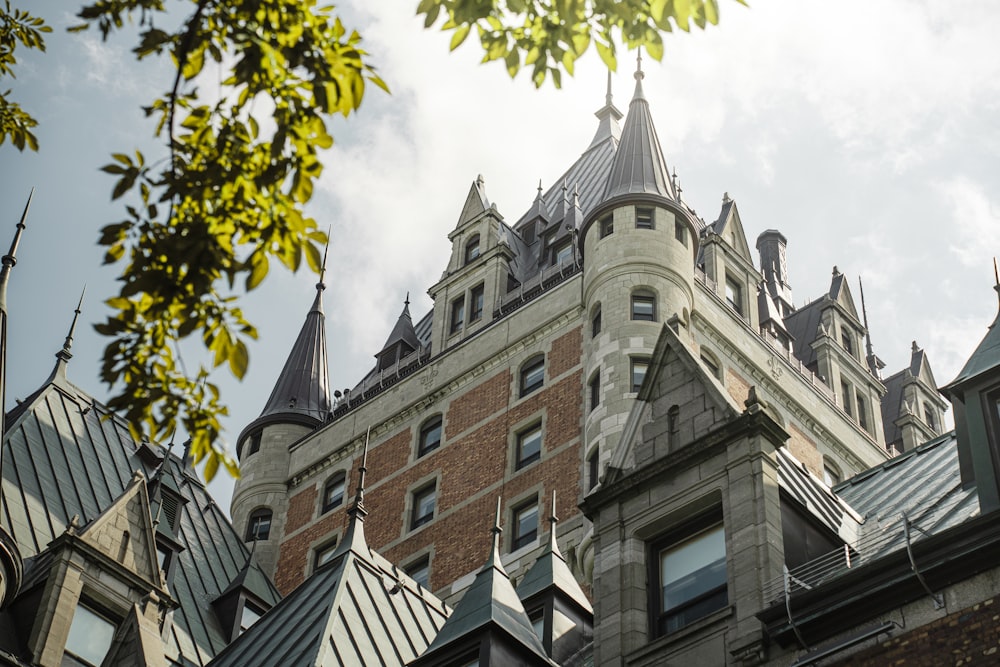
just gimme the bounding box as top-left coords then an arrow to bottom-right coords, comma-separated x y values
711,196 -> 754,263
457,174 -> 491,228
601,62 -> 675,205
377,297 -> 422,371
828,266 -> 860,320
251,282 -> 332,432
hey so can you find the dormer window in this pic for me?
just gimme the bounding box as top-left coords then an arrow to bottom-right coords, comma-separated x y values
924,402 -> 937,430
464,234 -> 481,264
65,602 -> 118,666
240,600 -> 264,635
725,274 -> 743,316
551,239 -> 572,266
841,327 -> 855,357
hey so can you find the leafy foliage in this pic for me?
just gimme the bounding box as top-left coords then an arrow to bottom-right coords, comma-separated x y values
74,0 -> 387,480
419,0 -> 745,87
0,1 -> 51,151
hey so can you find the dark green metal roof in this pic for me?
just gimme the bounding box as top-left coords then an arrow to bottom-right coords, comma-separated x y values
515,498 -> 592,616
945,294 -> 1000,391
0,375 -> 281,665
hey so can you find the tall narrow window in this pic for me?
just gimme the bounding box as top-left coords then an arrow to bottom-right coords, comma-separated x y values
856,392 -> 869,431
411,483 -> 437,530
589,372 -> 600,412
600,215 -> 614,238
520,356 -> 545,397
405,555 -> 431,589
652,512 -> 727,636
314,538 -> 339,569
465,234 -> 481,264
631,357 -> 650,393
632,293 -> 656,321
516,425 -> 542,469
450,295 -> 465,334
65,603 -> 117,666
841,380 -> 853,417
724,275 -> 743,315
322,473 -> 346,513
592,306 -> 602,337
469,284 -> 485,322
512,499 -> 539,551
636,207 -> 654,229
588,448 -> 599,490
245,508 -> 272,541
418,416 -> 443,457
924,403 -> 937,430
675,220 -> 687,246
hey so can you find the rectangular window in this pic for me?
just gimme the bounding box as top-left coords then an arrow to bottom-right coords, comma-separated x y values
322,474 -> 346,513
314,539 -> 339,569
65,603 -> 117,666
418,417 -> 443,457
600,215 -> 614,238
405,555 -> 431,589
512,499 -> 539,551
592,308 -> 602,337
516,425 -> 542,469
469,284 -> 485,322
841,327 -> 855,357
588,449 -> 599,491
632,294 -> 656,321
522,221 -> 536,245
450,296 -> 465,334
411,483 -> 437,530
675,220 -> 687,246
589,373 -> 600,412
724,275 -> 743,315
652,513 -> 728,636
520,357 -> 545,397
841,380 -> 853,417
636,207 -> 654,229
856,392 -> 869,431
552,240 -> 573,265
631,358 -> 649,393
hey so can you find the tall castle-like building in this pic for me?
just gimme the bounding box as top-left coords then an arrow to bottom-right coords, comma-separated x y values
1,63 -> 999,666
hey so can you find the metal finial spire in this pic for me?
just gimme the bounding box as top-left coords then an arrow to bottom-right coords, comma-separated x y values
56,285 -> 86,364
994,258 -> 1000,309
548,490 -> 559,551
489,496 -> 503,560
317,227 -> 331,291
350,426 -> 371,508
404,291 -> 410,308
605,70 -> 613,106
0,189 -> 31,316
537,179 -> 543,197
636,51 -> 643,79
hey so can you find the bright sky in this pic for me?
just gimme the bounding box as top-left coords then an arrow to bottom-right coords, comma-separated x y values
2,1 -> 999,509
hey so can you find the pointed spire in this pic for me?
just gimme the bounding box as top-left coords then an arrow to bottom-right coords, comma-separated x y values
547,490 -> 558,552
486,496 -> 503,570
329,427 -> 371,562
601,63 -> 675,204
51,286 -> 85,378
525,179 -> 552,223
588,69 -> 624,148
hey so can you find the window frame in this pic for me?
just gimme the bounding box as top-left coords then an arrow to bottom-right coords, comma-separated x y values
587,447 -> 600,491
516,423 -> 543,470
631,357 -> 650,394
321,472 -> 347,514
631,292 -> 656,322
519,355 -> 545,397
600,215 -> 614,238
636,206 -> 655,230
314,537 -> 340,570
464,234 -> 481,264
64,600 -> 119,667
649,508 -> 728,637
724,274 -> 743,316
245,507 -> 272,541
469,283 -> 485,323
404,554 -> 431,589
511,498 -> 540,551
592,305 -> 602,337
410,482 -> 437,531
417,415 -> 443,458
589,371 -> 600,412
675,220 -> 687,246
551,239 -> 573,266
450,295 -> 465,335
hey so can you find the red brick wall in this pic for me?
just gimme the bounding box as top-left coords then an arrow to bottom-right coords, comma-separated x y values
831,595 -> 1000,666
275,325 -> 585,595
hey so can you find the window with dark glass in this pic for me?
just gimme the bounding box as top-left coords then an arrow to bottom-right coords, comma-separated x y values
700,353 -> 720,379
516,425 -> 542,469
856,392 -> 869,431
239,601 -> 264,635
552,239 -> 573,265
465,234 -> 480,264
631,357 -> 649,393
450,295 -> 465,334
314,538 -> 339,569
675,220 -> 687,246
589,372 -> 600,412
522,222 -> 536,245
520,356 -> 545,397
405,555 -> 431,589
64,602 -> 117,666
245,508 -> 272,541
411,483 -> 437,530
631,293 -> 656,321
588,448 -> 599,490
636,207 -> 654,229
724,275 -> 743,315
841,380 -> 853,417
651,512 -> 727,636
600,215 -> 614,238
512,499 -> 539,551
418,416 -> 443,457
322,473 -> 346,513
592,306 -> 602,337
469,284 -> 485,322
246,429 -> 262,457
924,403 -> 937,430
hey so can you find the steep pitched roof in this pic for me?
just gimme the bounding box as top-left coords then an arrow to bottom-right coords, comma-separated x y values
377,296 -> 422,357
944,287 -> 1000,390
209,452 -> 450,667
0,373 -> 281,664
600,60 -> 675,204
251,281 -> 332,431
415,501 -> 554,666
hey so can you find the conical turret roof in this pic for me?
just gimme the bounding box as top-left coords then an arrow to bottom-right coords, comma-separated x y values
601,56 -> 676,204
378,295 -> 421,357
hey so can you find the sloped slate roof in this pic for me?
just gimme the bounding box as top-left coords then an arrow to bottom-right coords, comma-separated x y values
0,377 -> 281,665
515,511 -> 593,615
880,368 -> 907,446
783,298 -> 825,369
776,448 -> 861,544
945,296 -> 1000,390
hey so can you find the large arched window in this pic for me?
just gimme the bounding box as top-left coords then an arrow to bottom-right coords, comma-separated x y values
245,508 -> 272,541
322,472 -> 347,513
519,355 -> 545,397
464,234 -> 481,264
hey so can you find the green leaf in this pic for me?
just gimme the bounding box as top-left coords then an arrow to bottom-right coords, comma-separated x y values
229,340 -> 249,379
449,24 -> 471,51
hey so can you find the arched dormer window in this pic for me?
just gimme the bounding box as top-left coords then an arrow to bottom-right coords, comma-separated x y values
519,355 -> 545,397
245,508 -> 272,541
322,472 -> 347,513
465,234 -> 481,265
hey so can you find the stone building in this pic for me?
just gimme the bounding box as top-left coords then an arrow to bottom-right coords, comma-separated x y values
2,60 -> 999,666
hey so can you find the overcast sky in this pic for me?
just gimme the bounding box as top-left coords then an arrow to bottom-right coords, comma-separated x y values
2,1 -> 999,508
